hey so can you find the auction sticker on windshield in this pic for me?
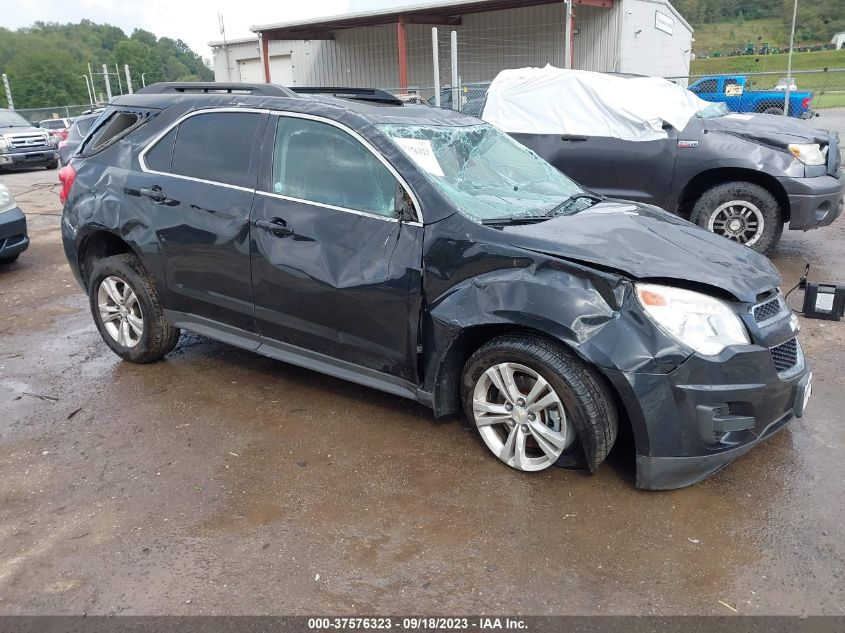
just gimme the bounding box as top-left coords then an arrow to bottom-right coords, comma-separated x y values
392,137 -> 445,177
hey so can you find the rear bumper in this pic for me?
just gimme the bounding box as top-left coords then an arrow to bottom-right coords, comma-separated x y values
780,174 -> 845,230
606,341 -> 811,490
0,149 -> 58,169
0,208 -> 30,260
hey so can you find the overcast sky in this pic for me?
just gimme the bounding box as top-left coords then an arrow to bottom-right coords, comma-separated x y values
8,0 -> 415,61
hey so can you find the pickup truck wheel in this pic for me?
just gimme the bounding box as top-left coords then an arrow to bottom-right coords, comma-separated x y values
0,254 -> 20,265
88,253 -> 180,363
462,334 -> 617,473
762,106 -> 784,115
693,181 -> 783,253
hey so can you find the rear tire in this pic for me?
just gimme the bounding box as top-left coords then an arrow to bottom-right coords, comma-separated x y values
762,106 -> 784,115
692,181 -> 783,253
462,334 -> 617,473
88,253 -> 180,363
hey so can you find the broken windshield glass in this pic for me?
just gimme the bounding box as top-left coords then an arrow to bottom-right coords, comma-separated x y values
379,123 -> 582,222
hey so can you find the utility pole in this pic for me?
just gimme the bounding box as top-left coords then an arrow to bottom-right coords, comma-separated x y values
219,13 -> 232,82
114,63 -> 123,95
102,64 -> 113,101
124,65 -> 133,94
2,74 -> 13,110
783,0 -> 798,117
141,73 -> 147,88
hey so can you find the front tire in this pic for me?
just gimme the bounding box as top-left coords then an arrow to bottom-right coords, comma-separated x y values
692,181 -> 783,253
462,334 -> 617,473
0,253 -> 20,265
88,253 -> 180,363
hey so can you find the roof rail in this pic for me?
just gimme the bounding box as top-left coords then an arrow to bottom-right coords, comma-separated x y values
291,87 -> 403,105
136,82 -> 298,97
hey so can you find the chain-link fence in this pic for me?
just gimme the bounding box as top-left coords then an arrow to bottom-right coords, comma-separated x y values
12,104 -> 94,124
381,68 -> 845,119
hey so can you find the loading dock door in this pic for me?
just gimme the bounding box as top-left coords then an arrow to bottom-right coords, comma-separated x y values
269,55 -> 294,86
238,58 -> 264,83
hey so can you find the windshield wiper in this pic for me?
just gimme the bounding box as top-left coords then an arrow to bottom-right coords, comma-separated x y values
544,193 -> 604,217
481,215 -> 550,226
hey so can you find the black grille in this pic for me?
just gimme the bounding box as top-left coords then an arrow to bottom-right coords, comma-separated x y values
754,296 -> 783,323
771,338 -> 800,374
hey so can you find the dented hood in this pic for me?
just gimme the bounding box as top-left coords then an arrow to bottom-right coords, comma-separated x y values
501,200 -> 781,302
702,112 -> 831,147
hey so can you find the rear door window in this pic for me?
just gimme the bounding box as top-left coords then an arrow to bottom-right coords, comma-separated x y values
169,112 -> 263,189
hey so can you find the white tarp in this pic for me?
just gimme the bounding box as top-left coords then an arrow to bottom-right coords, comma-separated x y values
482,65 -> 714,142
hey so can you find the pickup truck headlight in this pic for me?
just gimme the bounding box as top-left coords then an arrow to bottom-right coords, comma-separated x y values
0,137 -> 8,151
47,134 -> 59,148
0,184 -> 16,215
636,283 -> 750,356
788,143 -> 826,166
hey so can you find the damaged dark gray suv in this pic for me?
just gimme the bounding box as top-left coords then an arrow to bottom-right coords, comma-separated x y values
60,82 -> 812,490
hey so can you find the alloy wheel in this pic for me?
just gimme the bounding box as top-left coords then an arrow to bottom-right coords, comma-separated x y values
707,200 -> 765,246
472,362 -> 576,471
97,275 -> 144,347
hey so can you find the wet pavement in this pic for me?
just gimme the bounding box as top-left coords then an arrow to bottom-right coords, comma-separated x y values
1,112 -> 844,616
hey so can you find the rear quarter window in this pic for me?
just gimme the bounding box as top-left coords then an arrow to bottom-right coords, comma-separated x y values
80,110 -> 147,155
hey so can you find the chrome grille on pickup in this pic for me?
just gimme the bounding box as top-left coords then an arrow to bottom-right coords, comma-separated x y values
4,133 -> 50,150
771,338 -> 801,376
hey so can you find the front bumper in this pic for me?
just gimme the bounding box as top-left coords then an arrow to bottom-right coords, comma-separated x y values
780,173 -> 845,231
0,149 -> 58,169
0,208 -> 30,260
606,338 -> 811,490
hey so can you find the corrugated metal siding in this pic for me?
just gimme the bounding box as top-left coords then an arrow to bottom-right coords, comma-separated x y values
213,3 -> 631,88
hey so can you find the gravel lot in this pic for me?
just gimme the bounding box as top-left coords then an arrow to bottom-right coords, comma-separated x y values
0,110 -> 843,616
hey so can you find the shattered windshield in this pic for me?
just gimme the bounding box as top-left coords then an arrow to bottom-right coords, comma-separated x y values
379,123 -> 583,221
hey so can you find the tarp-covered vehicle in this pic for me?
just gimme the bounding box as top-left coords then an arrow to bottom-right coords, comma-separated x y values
60,82 -> 811,489
482,66 -> 844,253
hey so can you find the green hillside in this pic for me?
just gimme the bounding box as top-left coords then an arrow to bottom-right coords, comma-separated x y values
0,21 -> 212,109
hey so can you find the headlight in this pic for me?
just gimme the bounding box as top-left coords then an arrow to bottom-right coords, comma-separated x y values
0,183 -> 16,214
47,134 -> 59,148
0,137 -> 8,151
788,143 -> 826,166
636,283 -> 750,356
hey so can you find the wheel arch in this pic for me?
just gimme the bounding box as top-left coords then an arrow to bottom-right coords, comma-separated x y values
428,322 -> 635,459
677,168 -> 790,223
77,230 -> 140,291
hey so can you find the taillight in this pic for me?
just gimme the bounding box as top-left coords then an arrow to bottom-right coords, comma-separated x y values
58,165 -> 76,204
802,96 -> 811,109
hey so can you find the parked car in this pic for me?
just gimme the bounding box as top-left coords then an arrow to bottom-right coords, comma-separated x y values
483,68 -> 843,253
0,109 -> 60,170
689,75 -> 814,117
38,117 -> 74,141
60,82 -> 812,490
0,183 -> 29,264
427,82 -> 491,117
58,113 -> 100,166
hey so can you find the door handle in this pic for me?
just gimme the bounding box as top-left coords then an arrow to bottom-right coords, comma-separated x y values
254,218 -> 294,237
560,135 -> 588,142
140,186 -> 166,202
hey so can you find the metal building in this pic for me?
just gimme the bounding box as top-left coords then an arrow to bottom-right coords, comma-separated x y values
210,0 -> 693,94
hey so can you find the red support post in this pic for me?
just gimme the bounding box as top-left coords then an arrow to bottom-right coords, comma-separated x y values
261,34 -> 272,84
397,20 -> 408,92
